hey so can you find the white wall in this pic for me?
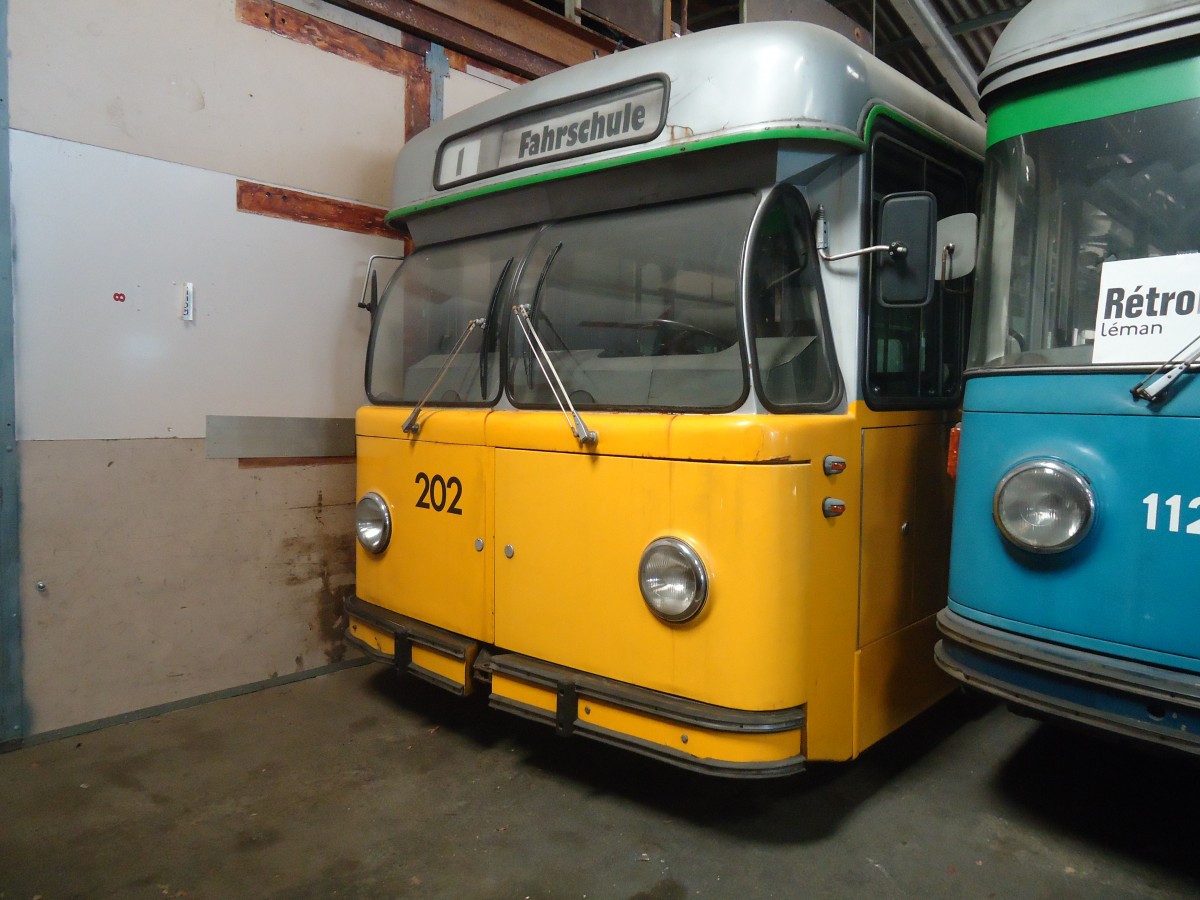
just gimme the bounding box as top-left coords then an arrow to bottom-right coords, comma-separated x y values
11,133 -> 388,441
9,0 -> 408,207
8,0 -> 513,735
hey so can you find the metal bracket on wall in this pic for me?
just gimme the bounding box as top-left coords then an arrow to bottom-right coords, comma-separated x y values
0,0 -> 24,748
426,43 -> 449,125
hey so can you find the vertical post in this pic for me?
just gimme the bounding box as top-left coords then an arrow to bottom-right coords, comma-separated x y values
0,0 -> 24,749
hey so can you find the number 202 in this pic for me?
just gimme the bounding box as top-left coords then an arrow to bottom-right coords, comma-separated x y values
1142,493 -> 1200,534
415,472 -> 463,515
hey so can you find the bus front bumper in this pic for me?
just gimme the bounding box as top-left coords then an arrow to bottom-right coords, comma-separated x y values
935,607 -> 1200,755
345,595 -> 807,778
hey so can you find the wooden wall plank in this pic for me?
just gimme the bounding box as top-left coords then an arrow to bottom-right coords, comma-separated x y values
405,67 -> 431,140
420,0 -> 614,62
330,0 -> 574,78
237,0 -> 523,141
238,456 -> 356,468
236,180 -> 410,245
237,0 -> 427,80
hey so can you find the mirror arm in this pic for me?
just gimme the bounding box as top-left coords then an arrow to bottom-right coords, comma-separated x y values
358,254 -> 405,312
818,241 -> 908,263
814,205 -> 907,263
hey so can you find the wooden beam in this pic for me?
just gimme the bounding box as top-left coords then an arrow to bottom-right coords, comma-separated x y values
235,180 -> 410,245
406,63 -> 431,141
480,0 -> 616,59
238,0 -> 526,85
238,457 -> 355,468
237,0 -> 427,79
329,0 -> 612,77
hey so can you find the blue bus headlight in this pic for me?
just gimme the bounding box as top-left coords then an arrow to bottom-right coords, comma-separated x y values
356,492 -> 392,554
993,459 -> 1095,553
638,538 -> 709,623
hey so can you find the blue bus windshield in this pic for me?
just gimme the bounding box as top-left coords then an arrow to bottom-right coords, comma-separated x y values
969,97 -> 1200,370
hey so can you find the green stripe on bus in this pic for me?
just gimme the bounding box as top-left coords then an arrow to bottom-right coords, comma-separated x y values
863,106 -> 983,158
385,128 -> 865,225
987,55 -> 1200,147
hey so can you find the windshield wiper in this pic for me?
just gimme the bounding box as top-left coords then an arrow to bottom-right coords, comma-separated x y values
1131,332 -> 1200,403
479,258 -> 514,398
512,304 -> 597,445
521,243 -> 564,387
402,317 -> 486,435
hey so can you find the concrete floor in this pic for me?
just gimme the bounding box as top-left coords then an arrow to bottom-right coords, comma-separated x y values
2,663 -> 1198,899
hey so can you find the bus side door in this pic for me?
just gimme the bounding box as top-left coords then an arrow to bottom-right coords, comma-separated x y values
856,120 -> 980,750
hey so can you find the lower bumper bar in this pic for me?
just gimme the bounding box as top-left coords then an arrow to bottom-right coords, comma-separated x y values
936,607 -> 1200,755
345,595 -> 806,778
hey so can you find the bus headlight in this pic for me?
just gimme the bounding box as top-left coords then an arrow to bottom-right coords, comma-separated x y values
638,538 -> 709,622
993,459 -> 1095,553
356,492 -> 392,554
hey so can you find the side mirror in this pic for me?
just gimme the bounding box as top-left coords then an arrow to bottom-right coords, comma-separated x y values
876,192 -> 936,307
935,212 -> 978,281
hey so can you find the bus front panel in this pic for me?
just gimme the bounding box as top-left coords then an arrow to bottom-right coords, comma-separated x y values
355,416 -> 493,647
492,448 -> 813,712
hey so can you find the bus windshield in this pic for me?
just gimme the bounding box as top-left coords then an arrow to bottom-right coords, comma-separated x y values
969,97 -> 1200,370
509,194 -> 753,411
508,190 -> 839,411
371,190 -> 839,412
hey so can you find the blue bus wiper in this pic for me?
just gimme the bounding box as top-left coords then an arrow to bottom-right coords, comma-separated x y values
402,317 -> 486,435
1131,332 -> 1200,403
512,304 -> 597,446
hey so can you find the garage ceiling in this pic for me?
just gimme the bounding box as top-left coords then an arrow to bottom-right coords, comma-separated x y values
653,0 -> 1029,120
566,0 -> 1030,120
333,0 -> 1031,120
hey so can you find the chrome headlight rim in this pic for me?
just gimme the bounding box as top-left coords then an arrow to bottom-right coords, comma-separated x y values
356,491 -> 392,554
993,458 -> 1095,554
638,537 -> 709,624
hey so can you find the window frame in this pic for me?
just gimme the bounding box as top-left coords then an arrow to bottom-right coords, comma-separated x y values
862,118 -> 981,411
746,183 -> 843,413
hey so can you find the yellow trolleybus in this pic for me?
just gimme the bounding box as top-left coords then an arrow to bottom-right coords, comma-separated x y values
346,21 -> 984,776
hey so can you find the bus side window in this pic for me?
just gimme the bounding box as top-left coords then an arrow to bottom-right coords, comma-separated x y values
866,128 -> 980,408
748,188 -> 839,409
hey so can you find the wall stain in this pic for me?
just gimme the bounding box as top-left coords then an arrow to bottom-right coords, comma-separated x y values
281,502 -> 356,664
317,566 -> 355,663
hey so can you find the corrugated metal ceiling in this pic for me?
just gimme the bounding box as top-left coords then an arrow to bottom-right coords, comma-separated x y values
674,0 -> 1031,118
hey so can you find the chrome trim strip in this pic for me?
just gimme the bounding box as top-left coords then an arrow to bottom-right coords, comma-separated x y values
937,608 -> 1200,707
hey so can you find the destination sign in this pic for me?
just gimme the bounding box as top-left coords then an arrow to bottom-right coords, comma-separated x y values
1093,254 -> 1200,364
435,79 -> 667,189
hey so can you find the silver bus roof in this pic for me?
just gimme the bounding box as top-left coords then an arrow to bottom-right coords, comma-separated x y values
388,21 -> 981,226
979,0 -> 1200,104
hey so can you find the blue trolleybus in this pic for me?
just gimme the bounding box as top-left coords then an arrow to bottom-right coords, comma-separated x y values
936,0 -> 1200,753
